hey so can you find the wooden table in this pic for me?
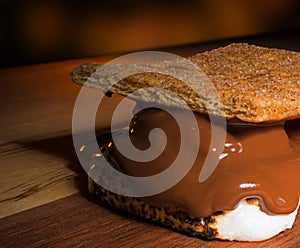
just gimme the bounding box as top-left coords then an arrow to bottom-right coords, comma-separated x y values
1,33 -> 300,247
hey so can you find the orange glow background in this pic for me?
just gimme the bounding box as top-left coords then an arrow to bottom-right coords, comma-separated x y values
1,0 -> 299,67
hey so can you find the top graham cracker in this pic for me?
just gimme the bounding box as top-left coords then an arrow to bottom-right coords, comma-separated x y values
70,43 -> 300,123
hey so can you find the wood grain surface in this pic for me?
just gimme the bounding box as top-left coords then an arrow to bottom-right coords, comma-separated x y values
0,56 -> 126,218
0,35 -> 300,247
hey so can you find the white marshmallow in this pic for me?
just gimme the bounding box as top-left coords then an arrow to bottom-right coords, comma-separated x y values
215,199 -> 299,241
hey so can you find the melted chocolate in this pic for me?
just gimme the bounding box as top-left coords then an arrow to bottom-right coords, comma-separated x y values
111,108 -> 300,217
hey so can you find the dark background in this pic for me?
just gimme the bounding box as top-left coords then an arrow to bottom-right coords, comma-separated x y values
1,0 -> 300,68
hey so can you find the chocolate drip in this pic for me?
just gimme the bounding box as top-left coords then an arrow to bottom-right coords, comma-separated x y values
111,109 -> 300,217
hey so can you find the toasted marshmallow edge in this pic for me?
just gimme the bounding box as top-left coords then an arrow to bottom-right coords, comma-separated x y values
214,198 -> 300,241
